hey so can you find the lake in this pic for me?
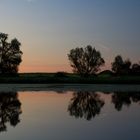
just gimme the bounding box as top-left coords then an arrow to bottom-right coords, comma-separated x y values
0,84 -> 140,140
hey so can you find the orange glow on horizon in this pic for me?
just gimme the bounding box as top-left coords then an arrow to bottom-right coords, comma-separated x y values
19,62 -> 111,73
19,64 -> 72,73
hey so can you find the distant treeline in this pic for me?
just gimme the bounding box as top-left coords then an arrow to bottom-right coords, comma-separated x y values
68,45 -> 140,76
0,32 -> 139,76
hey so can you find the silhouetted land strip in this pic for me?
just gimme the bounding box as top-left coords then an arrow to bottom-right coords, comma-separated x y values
0,84 -> 140,93
0,73 -> 140,84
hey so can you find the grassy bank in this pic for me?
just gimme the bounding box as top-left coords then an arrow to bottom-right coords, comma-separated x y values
0,73 -> 139,84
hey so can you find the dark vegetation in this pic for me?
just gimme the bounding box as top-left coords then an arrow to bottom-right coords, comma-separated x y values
111,55 -> 140,76
0,33 -> 22,74
0,32 -> 139,84
67,45 -> 140,77
0,72 -> 139,84
68,45 -> 105,76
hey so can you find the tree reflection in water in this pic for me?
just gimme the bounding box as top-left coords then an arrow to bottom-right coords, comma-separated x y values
112,92 -> 140,111
0,92 -> 22,132
68,91 -> 140,120
68,91 -> 104,120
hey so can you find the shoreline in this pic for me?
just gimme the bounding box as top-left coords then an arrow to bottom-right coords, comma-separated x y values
0,84 -> 140,92
0,73 -> 140,85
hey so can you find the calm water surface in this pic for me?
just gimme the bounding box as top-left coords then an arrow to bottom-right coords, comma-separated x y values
0,89 -> 140,140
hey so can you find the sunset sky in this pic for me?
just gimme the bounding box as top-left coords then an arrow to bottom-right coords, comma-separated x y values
0,0 -> 140,72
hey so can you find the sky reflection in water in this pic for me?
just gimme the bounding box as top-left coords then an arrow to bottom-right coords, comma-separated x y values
0,90 -> 140,140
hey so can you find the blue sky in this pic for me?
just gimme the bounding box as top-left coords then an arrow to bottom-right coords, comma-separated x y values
0,0 -> 140,72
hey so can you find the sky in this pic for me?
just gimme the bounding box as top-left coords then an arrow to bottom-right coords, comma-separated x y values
0,0 -> 140,72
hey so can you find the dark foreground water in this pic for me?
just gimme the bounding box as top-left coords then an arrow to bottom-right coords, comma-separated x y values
0,89 -> 140,140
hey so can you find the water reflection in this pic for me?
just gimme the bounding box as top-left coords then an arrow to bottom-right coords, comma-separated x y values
68,91 -> 104,120
68,91 -> 140,120
0,90 -> 139,131
0,92 -> 22,132
112,92 -> 140,111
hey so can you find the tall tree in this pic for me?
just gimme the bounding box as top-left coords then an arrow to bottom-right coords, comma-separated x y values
0,33 -> 22,74
68,45 -> 105,76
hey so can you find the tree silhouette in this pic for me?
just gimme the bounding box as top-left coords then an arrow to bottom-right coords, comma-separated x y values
68,45 -> 105,76
68,91 -> 104,120
0,33 -> 22,74
0,92 -> 22,132
112,55 -> 131,75
131,63 -> 140,75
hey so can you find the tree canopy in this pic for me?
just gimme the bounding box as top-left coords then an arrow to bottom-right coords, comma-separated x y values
0,33 -> 22,74
68,45 -> 105,76
111,55 -> 131,75
131,62 -> 140,75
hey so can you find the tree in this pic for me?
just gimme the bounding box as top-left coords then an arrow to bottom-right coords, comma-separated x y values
68,45 -> 105,76
131,63 -> 140,75
0,33 -> 22,74
111,55 -> 131,75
